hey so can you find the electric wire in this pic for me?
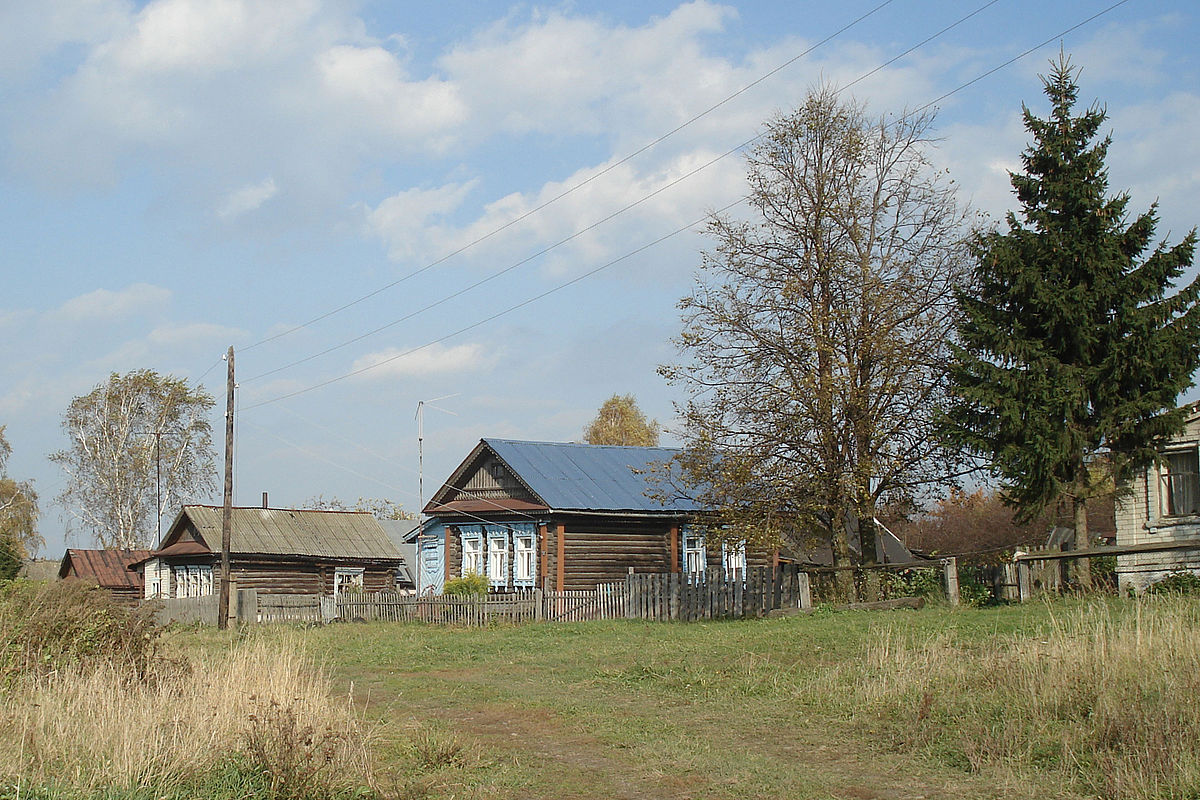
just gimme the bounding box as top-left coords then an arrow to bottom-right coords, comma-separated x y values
272,403 -> 544,522
237,0 -> 902,355
239,417 -> 545,533
240,0 -> 1124,409
242,0 -> 1005,385
241,198 -> 741,411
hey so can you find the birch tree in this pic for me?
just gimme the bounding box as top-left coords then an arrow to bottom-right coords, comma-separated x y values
583,394 -> 660,446
51,370 -> 217,549
661,87 -> 972,594
0,426 -> 40,577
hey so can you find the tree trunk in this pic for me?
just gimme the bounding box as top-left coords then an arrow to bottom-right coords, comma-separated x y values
1072,494 -> 1093,591
831,515 -> 857,603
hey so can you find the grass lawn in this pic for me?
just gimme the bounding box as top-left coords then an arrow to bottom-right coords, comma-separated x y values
222,598 -> 1152,800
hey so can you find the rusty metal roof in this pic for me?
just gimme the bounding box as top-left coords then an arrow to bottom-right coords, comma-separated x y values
58,549 -> 150,588
176,506 -> 402,561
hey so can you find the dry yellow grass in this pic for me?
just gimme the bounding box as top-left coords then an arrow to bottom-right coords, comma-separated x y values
0,633 -> 374,797
841,597 -> 1200,799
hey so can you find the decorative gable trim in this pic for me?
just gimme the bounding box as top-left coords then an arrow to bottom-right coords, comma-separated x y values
427,440 -> 544,510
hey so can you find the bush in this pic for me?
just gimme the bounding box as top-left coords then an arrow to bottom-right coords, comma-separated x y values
882,568 -> 944,601
0,579 -> 159,685
443,572 -> 489,597
1146,571 -> 1200,595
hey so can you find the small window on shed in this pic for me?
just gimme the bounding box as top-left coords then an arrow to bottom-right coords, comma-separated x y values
1163,448 -> 1200,517
334,567 -> 364,597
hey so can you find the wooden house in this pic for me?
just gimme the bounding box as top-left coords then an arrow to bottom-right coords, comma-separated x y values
419,438 -> 768,593
1115,408 -> 1200,592
420,438 -> 926,594
58,548 -> 150,604
136,505 -> 406,599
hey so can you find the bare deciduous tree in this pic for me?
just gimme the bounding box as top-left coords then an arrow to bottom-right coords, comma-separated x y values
305,495 -> 415,520
51,370 -> 217,549
660,87 -> 972,595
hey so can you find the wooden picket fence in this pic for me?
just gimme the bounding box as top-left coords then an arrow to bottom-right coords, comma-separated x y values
149,568 -> 811,627
624,566 -> 810,622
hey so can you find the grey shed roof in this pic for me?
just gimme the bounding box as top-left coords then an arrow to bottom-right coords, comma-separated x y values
484,438 -> 701,513
180,506 -> 402,561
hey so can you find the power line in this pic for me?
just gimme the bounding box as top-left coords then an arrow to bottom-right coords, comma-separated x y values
241,199 -> 742,410
240,0 -> 1125,406
272,403 -> 543,522
242,0 -> 1009,386
239,416 -> 542,532
237,0 -> 902,356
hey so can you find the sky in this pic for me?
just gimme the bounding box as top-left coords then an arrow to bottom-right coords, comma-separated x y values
3,0 -> 1199,556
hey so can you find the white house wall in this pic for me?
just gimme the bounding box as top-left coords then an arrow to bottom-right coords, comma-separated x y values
1116,414 -> 1200,592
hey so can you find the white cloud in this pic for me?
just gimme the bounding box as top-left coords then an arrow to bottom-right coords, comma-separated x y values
54,283 -> 171,322
366,181 -> 478,261
217,177 -> 277,219
351,342 -> 486,379
0,0 -> 130,79
315,44 -> 467,143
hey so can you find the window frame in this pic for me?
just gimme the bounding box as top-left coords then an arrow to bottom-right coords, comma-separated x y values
487,534 -> 509,586
173,564 -> 213,598
1161,446 -> 1200,518
462,535 -> 483,576
513,534 -> 536,585
333,567 -> 365,598
722,541 -> 747,580
683,533 -> 706,577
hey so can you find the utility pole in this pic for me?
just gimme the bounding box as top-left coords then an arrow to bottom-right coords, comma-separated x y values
218,346 -> 235,630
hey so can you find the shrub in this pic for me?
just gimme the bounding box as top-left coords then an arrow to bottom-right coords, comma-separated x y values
0,578 -> 159,684
1146,570 -> 1200,595
443,572 -> 489,597
882,568 -> 944,601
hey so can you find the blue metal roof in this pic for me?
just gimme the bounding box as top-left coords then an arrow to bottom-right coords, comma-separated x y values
483,439 -> 701,513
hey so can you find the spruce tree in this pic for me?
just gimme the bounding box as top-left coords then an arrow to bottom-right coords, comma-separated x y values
947,56 -> 1200,585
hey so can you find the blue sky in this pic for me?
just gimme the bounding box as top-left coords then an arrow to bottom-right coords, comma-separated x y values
3,0 -> 1198,555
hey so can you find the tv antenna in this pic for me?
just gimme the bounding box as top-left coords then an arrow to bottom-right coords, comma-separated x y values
415,394 -> 459,516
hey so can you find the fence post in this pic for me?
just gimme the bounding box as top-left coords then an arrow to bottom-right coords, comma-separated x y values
237,588 -> 259,626
625,568 -> 636,619
1017,559 -> 1032,602
798,572 -> 812,611
943,557 -> 960,607
534,588 -> 544,622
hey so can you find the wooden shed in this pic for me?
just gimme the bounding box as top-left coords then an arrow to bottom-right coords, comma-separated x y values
137,505 -> 406,599
58,548 -> 150,604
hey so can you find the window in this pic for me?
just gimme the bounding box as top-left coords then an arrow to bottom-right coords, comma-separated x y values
488,536 -> 509,585
684,534 -> 706,576
334,567 -> 364,597
173,565 -> 212,598
514,535 -> 535,583
722,542 -> 746,580
462,536 -> 482,575
1163,448 -> 1200,516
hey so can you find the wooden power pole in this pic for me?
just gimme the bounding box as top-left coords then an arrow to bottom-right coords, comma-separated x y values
217,346 -> 235,630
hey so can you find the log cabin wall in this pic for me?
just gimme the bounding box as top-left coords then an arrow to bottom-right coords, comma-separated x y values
558,518 -> 673,590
